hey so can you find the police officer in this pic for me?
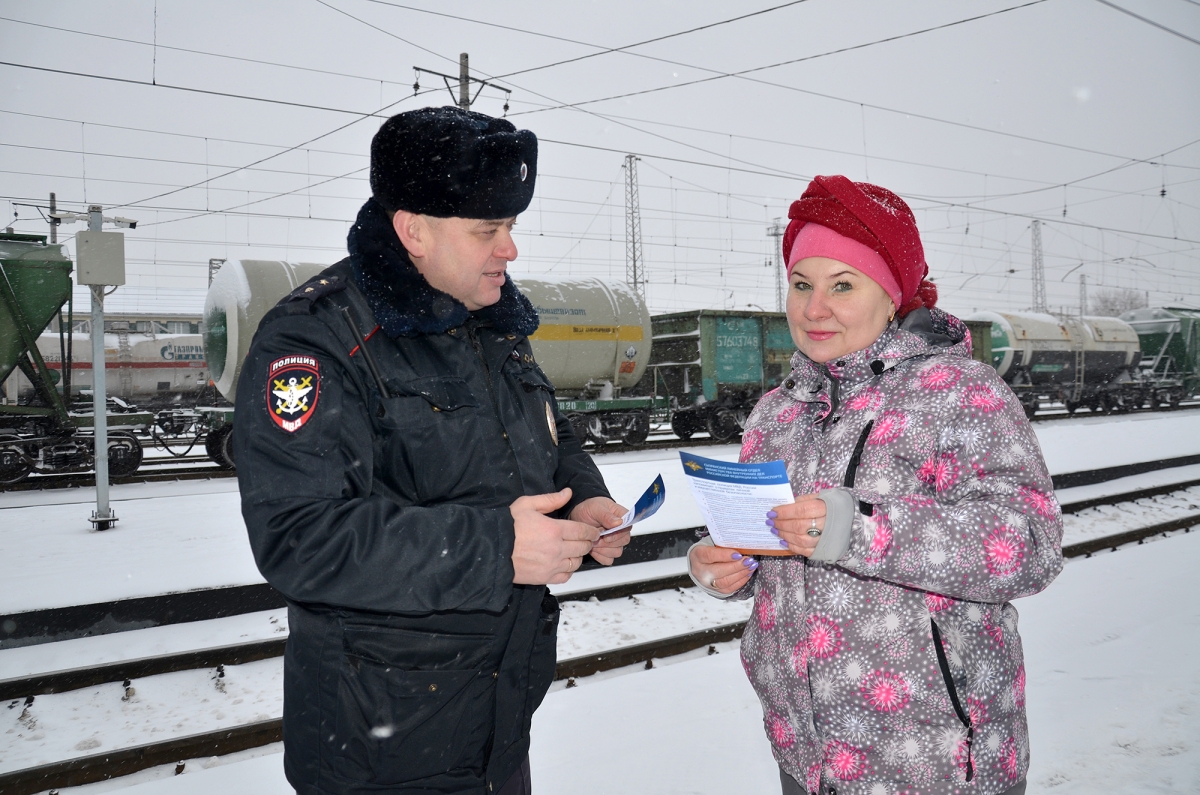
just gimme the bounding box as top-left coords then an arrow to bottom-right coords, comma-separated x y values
235,106 -> 631,795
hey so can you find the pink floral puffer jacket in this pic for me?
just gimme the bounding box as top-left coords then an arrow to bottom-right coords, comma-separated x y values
734,308 -> 1063,795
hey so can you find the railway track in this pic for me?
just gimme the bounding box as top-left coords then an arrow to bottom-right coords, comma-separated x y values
9,404 -> 1200,492
2,495 -> 1198,794
3,466 -> 1199,649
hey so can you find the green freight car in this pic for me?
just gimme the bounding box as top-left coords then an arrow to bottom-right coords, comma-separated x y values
1119,307 -> 1200,406
632,312 -> 997,443
630,310 -> 795,441
0,232 -> 148,485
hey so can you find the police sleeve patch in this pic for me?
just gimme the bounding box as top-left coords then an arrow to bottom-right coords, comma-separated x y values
268,355 -> 320,432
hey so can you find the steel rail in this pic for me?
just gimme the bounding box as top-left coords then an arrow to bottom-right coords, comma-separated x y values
5,468 -> 1200,647
3,511 -> 1197,700
1,518 -> 1197,794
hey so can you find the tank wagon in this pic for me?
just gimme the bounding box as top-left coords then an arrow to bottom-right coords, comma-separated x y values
2,331 -> 213,408
0,232 -> 150,485
966,310 -> 1143,415
200,262 -> 665,466
1120,306 -> 1200,406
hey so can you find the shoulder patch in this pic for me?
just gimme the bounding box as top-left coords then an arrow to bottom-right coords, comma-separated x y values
268,355 -> 320,432
281,274 -> 348,306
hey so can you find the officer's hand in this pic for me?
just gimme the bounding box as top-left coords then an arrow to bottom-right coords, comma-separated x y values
569,497 -> 630,567
511,488 -> 601,585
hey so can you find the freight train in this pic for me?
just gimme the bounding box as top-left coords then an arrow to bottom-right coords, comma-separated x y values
3,232 -> 1199,484
1,330 -> 216,408
200,260 -> 665,464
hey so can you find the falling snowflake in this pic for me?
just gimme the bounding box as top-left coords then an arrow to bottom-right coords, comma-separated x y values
860,669 -> 911,712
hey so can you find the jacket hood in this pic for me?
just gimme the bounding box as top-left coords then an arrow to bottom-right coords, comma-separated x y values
789,307 -> 969,388
347,198 -> 539,339
782,308 -> 971,423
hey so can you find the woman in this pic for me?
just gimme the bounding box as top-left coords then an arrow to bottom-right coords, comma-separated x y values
689,175 -> 1062,795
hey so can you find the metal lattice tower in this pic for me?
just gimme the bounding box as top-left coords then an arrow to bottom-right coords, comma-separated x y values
767,219 -> 785,312
1030,219 -> 1047,313
624,155 -> 645,299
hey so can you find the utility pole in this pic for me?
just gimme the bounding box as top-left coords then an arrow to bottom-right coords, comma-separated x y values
1031,219 -> 1047,313
623,155 -> 645,300
1079,273 -> 1087,317
413,53 -> 511,113
459,53 -> 470,109
208,258 -> 225,287
767,218 -> 785,312
51,204 -> 136,530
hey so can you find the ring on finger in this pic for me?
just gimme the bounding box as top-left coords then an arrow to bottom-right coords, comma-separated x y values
807,517 -> 822,538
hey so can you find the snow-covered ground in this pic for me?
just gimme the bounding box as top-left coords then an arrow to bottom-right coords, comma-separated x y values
3,409 -> 1200,617
19,527 -> 1198,794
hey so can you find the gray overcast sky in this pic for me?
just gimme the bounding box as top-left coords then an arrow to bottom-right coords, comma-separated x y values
2,0 -> 1198,318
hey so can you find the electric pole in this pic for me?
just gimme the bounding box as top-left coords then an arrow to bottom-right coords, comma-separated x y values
767,218 -> 785,312
1031,219 -> 1047,313
1079,273 -> 1087,317
51,204 -> 137,530
624,155 -> 645,300
412,53 -> 511,113
459,53 -> 469,109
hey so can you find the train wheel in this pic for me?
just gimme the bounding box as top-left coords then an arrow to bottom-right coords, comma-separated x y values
1021,400 -> 1038,419
621,411 -> 650,447
0,434 -> 32,486
205,425 -> 236,469
707,409 -> 742,442
1065,400 -> 1079,415
107,432 -> 144,478
670,412 -> 695,441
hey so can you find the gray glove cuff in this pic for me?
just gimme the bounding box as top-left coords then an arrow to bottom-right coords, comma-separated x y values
688,536 -> 737,599
810,488 -> 857,563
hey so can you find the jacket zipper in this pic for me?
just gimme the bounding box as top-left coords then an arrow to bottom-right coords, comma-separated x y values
843,420 -> 875,516
930,618 -> 975,782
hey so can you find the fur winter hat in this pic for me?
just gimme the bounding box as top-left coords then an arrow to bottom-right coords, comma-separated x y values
370,106 -> 537,219
783,175 -> 937,316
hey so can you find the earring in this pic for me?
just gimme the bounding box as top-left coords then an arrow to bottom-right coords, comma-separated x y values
888,308 -> 896,323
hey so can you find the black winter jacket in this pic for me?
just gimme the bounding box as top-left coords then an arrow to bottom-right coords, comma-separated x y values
234,199 -> 610,794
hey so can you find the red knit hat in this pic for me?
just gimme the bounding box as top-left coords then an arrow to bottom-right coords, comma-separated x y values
783,175 -> 937,317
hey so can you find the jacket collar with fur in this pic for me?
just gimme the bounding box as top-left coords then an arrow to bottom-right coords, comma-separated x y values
346,198 -> 540,339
